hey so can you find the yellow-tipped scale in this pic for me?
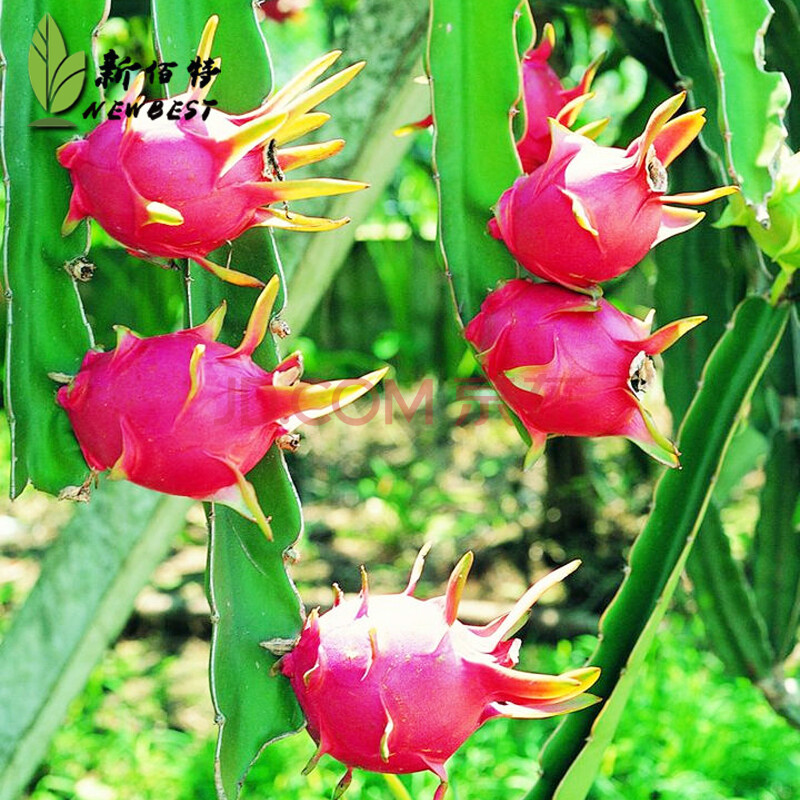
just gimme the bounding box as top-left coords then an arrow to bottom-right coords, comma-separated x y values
261,50 -> 343,114
218,111 -> 289,177
445,551 -> 474,625
230,275 -> 281,357
194,300 -> 228,341
258,208 -> 351,233
635,91 -> 687,171
143,201 -> 184,227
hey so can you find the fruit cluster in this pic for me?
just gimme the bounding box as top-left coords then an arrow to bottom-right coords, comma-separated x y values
467,24 -> 736,467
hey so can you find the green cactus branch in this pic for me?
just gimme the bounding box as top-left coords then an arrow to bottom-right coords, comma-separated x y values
1,1 -> 107,497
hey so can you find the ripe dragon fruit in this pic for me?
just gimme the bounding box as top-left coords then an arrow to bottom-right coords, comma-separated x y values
57,16 -> 366,288
490,92 -> 738,292
464,279 -> 705,467
280,547 -> 600,800
516,22 -> 604,173
57,275 -> 387,538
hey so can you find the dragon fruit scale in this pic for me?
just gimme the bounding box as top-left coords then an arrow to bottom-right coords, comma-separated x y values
57,16 -> 367,288
465,279 -> 705,468
56,275 -> 387,538
280,548 -> 600,800
491,92 -> 738,291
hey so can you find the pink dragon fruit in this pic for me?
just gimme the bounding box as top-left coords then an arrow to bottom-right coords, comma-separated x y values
464,279 -> 705,467
517,22 -> 604,173
280,546 -> 599,799
57,275 -> 386,538
491,92 -> 737,291
57,16 -> 366,288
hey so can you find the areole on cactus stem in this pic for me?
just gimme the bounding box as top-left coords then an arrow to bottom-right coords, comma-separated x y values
56,275 -> 387,539
57,16 -> 367,288
279,546 -> 600,800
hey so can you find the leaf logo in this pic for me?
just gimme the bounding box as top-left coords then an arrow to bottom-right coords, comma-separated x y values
28,14 -> 86,127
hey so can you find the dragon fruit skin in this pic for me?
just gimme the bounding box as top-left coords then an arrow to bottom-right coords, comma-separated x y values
464,279 -> 705,468
517,22 -> 603,173
491,92 -> 738,291
57,275 -> 386,538
57,16 -> 366,288
280,549 -> 600,799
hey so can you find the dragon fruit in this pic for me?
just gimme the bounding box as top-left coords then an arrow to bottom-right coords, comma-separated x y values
491,92 -> 737,291
280,547 -> 600,799
517,22 -> 604,173
57,275 -> 386,538
464,279 -> 705,467
57,16 -> 366,288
